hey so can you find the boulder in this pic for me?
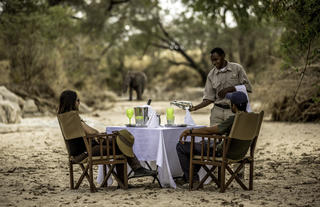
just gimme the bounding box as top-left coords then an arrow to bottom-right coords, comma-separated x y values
0,100 -> 21,123
0,86 -> 24,124
0,86 -> 25,108
79,102 -> 92,114
23,99 -> 38,114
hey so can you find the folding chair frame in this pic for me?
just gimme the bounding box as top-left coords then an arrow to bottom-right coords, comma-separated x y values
63,133 -> 128,192
188,111 -> 264,192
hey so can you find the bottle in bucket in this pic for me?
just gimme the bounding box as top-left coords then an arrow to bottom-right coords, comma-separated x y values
134,106 -> 149,126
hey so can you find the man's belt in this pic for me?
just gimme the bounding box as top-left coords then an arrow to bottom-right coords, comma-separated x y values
215,103 -> 230,109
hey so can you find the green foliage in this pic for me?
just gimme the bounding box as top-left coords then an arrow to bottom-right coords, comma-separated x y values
178,0 -> 278,75
163,66 -> 201,90
270,0 -> 320,66
182,0 -> 269,29
0,0 -> 73,91
0,0 -> 318,108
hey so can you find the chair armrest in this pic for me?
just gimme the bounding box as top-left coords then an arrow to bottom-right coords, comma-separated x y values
189,133 -> 228,140
83,133 -> 119,158
85,132 -> 109,139
188,133 -> 230,162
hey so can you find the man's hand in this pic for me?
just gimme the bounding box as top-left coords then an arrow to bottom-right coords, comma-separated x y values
189,99 -> 212,112
188,106 -> 196,112
218,86 -> 236,98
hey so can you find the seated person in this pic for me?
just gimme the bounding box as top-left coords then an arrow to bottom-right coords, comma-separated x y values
176,91 -> 248,183
58,90 -> 156,180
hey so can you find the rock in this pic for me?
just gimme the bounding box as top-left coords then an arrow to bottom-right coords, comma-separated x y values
23,99 -> 38,114
0,100 -> 22,123
0,86 -> 24,123
79,102 -> 92,114
0,86 -> 25,108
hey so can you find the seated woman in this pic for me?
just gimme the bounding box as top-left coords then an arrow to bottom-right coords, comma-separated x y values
57,90 -> 155,179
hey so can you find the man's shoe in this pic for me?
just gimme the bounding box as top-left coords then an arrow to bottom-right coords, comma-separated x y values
183,180 -> 203,189
181,176 -> 202,189
175,177 -> 187,186
133,167 -> 157,177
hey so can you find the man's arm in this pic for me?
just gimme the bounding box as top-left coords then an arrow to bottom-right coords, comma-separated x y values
191,125 -> 219,134
238,65 -> 252,93
179,125 -> 219,143
218,64 -> 252,98
218,86 -> 236,98
179,115 -> 234,143
191,71 -> 216,111
189,99 -> 213,112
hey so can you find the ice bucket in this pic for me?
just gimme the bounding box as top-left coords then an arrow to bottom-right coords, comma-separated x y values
134,107 -> 149,126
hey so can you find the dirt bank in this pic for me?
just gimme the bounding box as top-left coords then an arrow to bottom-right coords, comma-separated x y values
0,101 -> 319,207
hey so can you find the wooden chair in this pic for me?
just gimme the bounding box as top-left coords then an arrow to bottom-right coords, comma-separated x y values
57,111 -> 128,192
188,111 -> 264,192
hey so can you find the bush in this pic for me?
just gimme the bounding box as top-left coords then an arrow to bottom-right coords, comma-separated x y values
163,66 -> 201,91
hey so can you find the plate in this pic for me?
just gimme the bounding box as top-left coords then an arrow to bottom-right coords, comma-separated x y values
125,124 -> 147,127
165,124 -> 187,127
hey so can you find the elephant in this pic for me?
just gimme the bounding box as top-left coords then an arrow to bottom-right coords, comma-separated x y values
122,71 -> 147,101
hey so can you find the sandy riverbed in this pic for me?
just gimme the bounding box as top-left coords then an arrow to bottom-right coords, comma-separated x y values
0,101 -> 319,207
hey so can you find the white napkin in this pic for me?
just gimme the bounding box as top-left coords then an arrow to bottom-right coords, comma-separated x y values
184,109 -> 196,126
141,105 -> 159,128
235,85 -> 252,112
147,111 -> 159,128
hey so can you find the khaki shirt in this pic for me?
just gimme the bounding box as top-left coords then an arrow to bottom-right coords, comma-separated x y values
203,62 -> 252,105
217,115 -> 235,135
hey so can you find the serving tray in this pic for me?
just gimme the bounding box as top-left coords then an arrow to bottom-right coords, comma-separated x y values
125,124 -> 147,127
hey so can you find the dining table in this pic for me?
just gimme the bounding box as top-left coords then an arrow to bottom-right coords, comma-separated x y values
96,125 -> 204,188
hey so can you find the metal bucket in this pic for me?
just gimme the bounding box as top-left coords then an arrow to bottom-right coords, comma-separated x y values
134,107 -> 149,126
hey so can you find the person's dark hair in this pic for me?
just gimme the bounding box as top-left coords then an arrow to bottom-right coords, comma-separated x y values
232,102 -> 247,112
210,47 -> 225,56
58,90 -> 78,114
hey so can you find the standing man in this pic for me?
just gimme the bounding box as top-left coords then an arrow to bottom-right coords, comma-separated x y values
189,47 -> 252,126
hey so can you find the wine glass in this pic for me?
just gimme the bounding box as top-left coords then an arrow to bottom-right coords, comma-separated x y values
126,108 -> 134,125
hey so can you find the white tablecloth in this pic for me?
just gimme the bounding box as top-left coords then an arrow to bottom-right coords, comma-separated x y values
97,126 -> 200,188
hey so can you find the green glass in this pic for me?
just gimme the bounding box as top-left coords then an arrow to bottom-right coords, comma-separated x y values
166,108 -> 174,117
166,108 -> 175,124
167,115 -> 175,125
126,108 -> 134,124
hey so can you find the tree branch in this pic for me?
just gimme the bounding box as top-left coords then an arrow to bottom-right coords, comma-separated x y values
293,39 -> 313,101
108,0 -> 131,12
150,43 -> 171,50
167,59 -> 191,67
152,19 -> 208,84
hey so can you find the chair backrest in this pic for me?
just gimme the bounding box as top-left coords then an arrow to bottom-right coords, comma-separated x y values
254,111 -> 264,138
226,111 -> 264,160
57,111 -> 86,140
57,111 -> 122,160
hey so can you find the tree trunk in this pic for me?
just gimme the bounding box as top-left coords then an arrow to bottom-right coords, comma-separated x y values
238,32 -> 246,66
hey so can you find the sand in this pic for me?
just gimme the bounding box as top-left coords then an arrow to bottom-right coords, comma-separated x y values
0,101 -> 319,207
